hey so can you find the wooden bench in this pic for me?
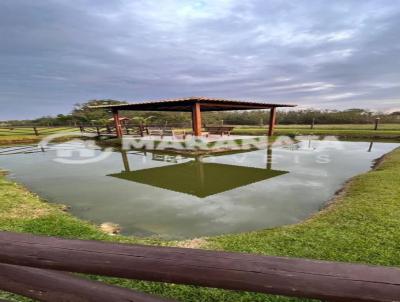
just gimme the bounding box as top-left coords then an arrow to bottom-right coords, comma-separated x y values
144,126 -> 186,139
204,126 -> 234,136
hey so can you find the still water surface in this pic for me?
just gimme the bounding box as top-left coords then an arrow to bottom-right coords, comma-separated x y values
0,137 -> 398,239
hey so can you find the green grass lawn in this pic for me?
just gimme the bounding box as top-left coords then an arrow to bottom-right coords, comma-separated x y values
0,142 -> 399,301
239,123 -> 400,130
209,149 -> 400,264
233,124 -> 400,138
0,127 -> 79,136
0,127 -> 80,145
0,135 -> 45,145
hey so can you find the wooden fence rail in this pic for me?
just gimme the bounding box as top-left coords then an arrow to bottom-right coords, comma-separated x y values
0,263 -> 174,302
1,231 -> 400,302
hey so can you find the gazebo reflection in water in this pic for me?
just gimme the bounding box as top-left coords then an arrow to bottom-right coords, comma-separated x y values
109,146 -> 287,198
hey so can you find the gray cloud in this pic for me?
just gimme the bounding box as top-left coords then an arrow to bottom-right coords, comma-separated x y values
1,0 -> 399,119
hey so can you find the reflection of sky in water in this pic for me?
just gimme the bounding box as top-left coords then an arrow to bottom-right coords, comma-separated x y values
0,138 -> 398,239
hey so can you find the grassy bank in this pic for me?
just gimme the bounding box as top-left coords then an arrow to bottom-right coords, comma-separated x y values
0,135 -> 45,145
0,127 -> 79,145
209,148 -> 400,265
240,123 -> 400,130
0,147 -> 400,301
233,126 -> 400,138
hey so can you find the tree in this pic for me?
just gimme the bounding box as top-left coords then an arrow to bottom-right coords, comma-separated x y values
131,116 -> 155,125
71,99 -> 127,124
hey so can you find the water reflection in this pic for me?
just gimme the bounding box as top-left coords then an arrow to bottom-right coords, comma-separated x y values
0,137 -> 398,239
110,149 -> 287,198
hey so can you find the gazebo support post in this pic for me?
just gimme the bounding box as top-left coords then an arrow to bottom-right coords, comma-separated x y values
268,107 -> 277,137
112,109 -> 123,138
192,103 -> 202,136
121,151 -> 131,172
266,144 -> 273,170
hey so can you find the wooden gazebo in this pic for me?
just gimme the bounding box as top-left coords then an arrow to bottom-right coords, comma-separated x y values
92,97 -> 296,137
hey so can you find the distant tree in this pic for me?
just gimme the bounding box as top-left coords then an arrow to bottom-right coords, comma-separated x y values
131,116 -> 155,125
71,99 -> 127,124
5,99 -> 400,126
390,111 -> 400,121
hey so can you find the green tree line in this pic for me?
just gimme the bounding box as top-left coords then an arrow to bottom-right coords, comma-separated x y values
2,100 -> 400,126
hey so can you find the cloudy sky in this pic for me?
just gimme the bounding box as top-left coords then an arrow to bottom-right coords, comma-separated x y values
1,0 -> 400,119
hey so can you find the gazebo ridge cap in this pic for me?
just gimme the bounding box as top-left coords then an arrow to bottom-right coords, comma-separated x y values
88,96 -> 296,109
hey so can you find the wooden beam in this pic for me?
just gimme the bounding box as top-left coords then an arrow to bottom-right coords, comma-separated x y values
1,232 -> 400,302
0,263 -> 174,302
89,98 -> 296,112
268,107 -> 276,137
199,102 -> 272,110
266,144 -> 272,170
191,103 -> 202,136
374,117 -> 380,130
121,151 -> 131,172
112,109 -> 123,138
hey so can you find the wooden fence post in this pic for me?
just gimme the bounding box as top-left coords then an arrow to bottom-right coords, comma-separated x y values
374,118 -> 380,130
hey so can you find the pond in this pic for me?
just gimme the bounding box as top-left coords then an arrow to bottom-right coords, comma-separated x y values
0,137 -> 398,239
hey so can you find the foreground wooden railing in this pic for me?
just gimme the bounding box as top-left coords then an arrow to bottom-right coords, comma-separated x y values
0,231 -> 399,302
0,263 -> 173,302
